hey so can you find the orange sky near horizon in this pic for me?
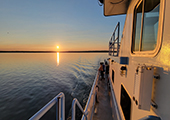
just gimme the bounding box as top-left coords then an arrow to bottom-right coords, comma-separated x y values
0,42 -> 109,51
0,0 -> 126,51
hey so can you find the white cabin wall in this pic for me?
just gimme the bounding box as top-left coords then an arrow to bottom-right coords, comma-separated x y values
118,0 -> 153,119
119,0 -> 135,57
109,61 -> 126,119
155,0 -> 170,68
150,0 -> 170,119
109,0 -> 170,119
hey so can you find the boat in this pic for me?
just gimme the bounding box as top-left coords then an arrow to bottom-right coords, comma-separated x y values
29,0 -> 169,119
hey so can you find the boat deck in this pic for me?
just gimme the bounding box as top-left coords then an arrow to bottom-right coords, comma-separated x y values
93,77 -> 113,120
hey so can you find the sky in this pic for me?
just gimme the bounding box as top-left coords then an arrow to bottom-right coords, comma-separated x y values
0,0 -> 126,51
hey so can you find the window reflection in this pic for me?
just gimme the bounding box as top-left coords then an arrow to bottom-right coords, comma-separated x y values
142,4 -> 160,51
133,0 -> 160,52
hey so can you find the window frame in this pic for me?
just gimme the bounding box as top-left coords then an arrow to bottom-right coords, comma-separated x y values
131,0 -> 165,57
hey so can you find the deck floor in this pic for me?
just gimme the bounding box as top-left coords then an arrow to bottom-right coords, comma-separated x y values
93,77 -> 113,120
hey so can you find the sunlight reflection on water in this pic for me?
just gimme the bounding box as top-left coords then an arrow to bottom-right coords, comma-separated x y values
0,53 -> 108,120
57,52 -> 59,66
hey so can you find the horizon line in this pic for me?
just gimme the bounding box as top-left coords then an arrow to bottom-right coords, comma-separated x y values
0,50 -> 109,53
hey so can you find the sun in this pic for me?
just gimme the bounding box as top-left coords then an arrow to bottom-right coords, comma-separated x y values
56,46 -> 59,49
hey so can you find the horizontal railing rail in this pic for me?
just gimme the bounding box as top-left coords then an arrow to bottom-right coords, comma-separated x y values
29,92 -> 65,120
81,71 -> 99,120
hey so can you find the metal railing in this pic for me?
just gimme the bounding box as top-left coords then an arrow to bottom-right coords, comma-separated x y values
109,76 -> 122,120
72,98 -> 88,120
71,71 -> 99,120
29,72 -> 100,120
81,71 -> 99,120
109,22 -> 120,57
29,92 -> 65,120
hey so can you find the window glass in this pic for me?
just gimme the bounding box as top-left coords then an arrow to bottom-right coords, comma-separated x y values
134,2 -> 143,51
133,0 -> 160,52
142,2 -> 160,51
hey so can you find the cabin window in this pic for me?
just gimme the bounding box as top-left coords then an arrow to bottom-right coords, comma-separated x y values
120,85 -> 131,120
132,0 -> 160,52
112,70 -> 114,83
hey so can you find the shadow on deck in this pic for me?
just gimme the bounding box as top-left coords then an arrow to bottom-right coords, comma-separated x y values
93,76 -> 114,120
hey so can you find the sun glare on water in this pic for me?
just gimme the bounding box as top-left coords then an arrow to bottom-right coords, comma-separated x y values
56,45 -> 60,66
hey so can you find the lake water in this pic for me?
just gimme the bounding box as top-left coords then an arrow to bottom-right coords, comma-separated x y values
0,53 -> 108,120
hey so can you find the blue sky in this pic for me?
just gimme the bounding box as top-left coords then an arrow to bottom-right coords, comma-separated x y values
0,0 -> 126,51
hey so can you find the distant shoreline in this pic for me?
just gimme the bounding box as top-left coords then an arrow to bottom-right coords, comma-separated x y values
0,50 -> 109,53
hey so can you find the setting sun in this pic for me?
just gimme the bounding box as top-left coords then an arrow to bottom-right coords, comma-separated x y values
56,46 -> 59,49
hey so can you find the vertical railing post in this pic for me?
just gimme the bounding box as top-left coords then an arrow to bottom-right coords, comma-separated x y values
56,94 -> 65,120
61,97 -> 63,120
113,33 -> 115,56
72,99 -> 76,120
117,22 -> 120,56
56,98 -> 58,120
109,39 -> 112,56
61,95 -> 65,120
56,97 -> 60,120
59,98 -> 61,120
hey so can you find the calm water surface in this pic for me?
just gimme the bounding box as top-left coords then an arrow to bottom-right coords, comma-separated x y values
0,53 -> 108,120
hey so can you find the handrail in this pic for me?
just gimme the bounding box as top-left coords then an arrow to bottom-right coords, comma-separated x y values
112,22 -> 120,35
29,92 -> 65,120
109,22 -> 120,56
109,77 -> 122,120
81,71 -> 99,120
72,98 -> 88,120
29,71 -> 100,120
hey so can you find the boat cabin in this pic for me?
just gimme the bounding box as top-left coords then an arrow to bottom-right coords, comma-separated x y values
102,0 -> 170,120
